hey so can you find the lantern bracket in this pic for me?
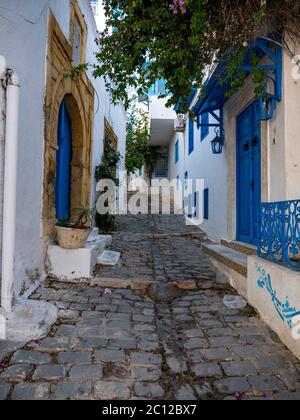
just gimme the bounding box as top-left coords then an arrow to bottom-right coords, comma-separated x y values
197,109 -> 225,154
196,109 -> 224,131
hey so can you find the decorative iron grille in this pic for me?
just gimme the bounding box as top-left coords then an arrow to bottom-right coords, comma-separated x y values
258,200 -> 300,271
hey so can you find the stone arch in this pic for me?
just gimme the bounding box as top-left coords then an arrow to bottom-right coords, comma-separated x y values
42,11 -> 94,237
59,93 -> 85,219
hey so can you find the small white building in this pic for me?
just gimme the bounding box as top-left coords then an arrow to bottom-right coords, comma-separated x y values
0,0 -> 126,337
149,35 -> 300,359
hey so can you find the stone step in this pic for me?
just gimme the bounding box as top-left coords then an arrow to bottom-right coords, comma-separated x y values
47,234 -> 112,280
221,239 -> 256,256
202,244 -> 248,277
144,231 -> 207,240
97,250 -> 121,267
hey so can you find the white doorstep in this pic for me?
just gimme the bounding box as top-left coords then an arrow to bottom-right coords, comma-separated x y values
47,233 -> 112,280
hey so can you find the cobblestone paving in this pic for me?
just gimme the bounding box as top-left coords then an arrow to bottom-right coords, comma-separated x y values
0,213 -> 300,400
95,213 -> 216,285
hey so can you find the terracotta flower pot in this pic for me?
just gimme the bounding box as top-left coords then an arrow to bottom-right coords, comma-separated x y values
56,226 -> 91,249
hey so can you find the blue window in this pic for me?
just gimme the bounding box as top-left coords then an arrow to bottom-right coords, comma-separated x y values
194,191 -> 198,217
175,140 -> 179,164
148,79 -> 167,96
204,188 -> 209,220
188,119 -> 194,155
184,171 -> 188,190
201,113 -> 209,141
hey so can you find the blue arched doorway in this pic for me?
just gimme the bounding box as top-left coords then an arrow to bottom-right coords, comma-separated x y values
55,101 -> 72,221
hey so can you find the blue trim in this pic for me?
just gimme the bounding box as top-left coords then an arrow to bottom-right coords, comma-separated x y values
188,119 -> 194,155
192,35 -> 282,118
201,113 -> 209,141
204,188 -> 209,220
174,88 -> 197,113
56,101 -> 72,221
175,140 -> 179,164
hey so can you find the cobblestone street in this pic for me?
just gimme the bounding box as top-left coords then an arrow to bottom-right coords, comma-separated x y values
0,213 -> 300,400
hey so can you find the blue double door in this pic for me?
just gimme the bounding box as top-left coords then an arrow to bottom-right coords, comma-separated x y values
237,102 -> 261,245
55,101 -> 72,221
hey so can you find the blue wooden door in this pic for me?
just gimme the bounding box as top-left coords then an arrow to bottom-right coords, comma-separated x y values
237,102 -> 261,245
55,102 -> 72,220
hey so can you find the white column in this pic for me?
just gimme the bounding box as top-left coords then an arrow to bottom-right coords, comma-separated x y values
0,56 -> 6,273
1,69 -> 20,313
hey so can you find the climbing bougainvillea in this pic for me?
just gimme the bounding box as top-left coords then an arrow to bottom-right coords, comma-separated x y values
169,0 -> 188,15
92,1 -> 300,110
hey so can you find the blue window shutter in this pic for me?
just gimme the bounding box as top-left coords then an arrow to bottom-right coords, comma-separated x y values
189,119 -> 194,154
204,188 -> 209,220
175,140 -> 179,163
201,113 -> 209,141
184,171 -> 188,190
157,79 -> 167,95
194,191 -> 198,217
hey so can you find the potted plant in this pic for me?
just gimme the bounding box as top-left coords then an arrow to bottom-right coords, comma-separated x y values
56,207 -> 94,249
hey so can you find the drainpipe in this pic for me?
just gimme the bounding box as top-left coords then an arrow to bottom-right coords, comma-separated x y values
0,56 -> 6,271
1,67 -> 20,313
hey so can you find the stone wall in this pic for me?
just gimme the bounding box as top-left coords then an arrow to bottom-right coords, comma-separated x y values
42,9 -> 94,237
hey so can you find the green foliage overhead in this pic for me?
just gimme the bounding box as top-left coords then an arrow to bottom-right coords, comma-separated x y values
92,0 -> 300,110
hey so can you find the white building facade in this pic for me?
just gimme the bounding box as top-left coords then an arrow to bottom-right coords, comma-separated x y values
149,35 -> 300,359
0,0 -> 126,322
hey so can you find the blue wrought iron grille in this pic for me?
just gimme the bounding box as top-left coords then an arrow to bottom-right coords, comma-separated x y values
258,200 -> 300,271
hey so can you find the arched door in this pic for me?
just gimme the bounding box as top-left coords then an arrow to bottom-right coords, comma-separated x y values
55,101 -> 72,221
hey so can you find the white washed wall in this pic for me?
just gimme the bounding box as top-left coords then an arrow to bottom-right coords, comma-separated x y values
279,42 -> 300,201
149,96 -> 177,121
168,108 -> 228,242
0,0 -> 126,299
169,43 -> 300,244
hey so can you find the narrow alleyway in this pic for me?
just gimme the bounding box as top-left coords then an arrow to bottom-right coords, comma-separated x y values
0,211 -> 300,400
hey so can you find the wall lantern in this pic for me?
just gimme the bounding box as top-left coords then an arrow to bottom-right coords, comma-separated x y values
257,77 -> 277,121
258,92 -> 276,121
211,127 -> 224,155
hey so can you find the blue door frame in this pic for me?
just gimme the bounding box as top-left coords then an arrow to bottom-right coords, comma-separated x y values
236,102 -> 261,245
55,101 -> 72,221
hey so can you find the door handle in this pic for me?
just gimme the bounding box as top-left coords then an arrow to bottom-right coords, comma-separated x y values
251,179 -> 255,192
251,136 -> 259,147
